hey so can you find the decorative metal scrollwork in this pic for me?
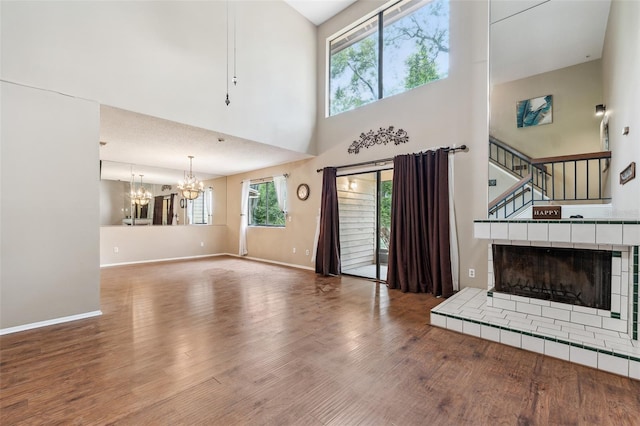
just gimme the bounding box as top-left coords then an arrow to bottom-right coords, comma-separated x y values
347,126 -> 409,154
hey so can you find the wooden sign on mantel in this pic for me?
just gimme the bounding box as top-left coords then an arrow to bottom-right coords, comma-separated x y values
533,205 -> 562,220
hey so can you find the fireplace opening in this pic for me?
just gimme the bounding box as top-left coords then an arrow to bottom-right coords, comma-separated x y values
492,245 -> 611,310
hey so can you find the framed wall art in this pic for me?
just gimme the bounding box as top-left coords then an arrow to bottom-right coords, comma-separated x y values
516,94 -> 553,128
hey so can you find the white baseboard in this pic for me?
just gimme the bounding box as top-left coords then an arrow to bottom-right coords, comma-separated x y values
102,253 -> 315,272
228,253 -> 315,271
100,253 -> 226,268
0,310 -> 103,336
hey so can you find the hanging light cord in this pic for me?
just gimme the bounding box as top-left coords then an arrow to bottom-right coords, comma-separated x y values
233,2 -> 237,86
225,1 -> 230,106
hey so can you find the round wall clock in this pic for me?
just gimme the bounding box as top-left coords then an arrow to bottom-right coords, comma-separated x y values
296,183 -> 310,201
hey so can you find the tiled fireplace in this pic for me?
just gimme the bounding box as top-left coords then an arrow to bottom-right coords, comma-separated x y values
431,219 -> 640,379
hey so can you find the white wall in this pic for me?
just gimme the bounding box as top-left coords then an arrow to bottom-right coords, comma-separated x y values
1,82 -> 101,330
490,60 -> 603,159
100,179 -> 129,225
226,0 -> 490,288
100,225 -> 228,266
317,0 -> 489,289
602,0 -> 640,218
1,1 -> 317,154
226,158 -> 321,268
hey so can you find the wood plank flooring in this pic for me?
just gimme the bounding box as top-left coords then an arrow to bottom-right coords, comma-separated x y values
1,256 -> 639,425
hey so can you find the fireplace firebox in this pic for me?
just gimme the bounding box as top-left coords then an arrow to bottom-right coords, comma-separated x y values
492,245 -> 612,310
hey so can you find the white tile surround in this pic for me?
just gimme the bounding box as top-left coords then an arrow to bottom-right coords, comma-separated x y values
431,220 -> 640,379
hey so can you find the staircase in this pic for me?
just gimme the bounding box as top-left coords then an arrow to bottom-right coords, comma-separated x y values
488,136 -> 611,218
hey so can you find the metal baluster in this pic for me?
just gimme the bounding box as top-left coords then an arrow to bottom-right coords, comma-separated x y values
573,160 -> 576,200
586,159 -> 590,200
552,162 -> 555,201
598,158 -> 602,199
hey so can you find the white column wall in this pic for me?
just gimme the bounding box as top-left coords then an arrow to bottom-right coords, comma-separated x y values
1,82 -> 101,330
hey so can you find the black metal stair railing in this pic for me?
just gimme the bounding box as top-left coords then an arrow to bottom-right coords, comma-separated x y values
488,174 -> 533,218
488,137 -> 612,218
530,151 -> 612,202
489,136 -> 547,193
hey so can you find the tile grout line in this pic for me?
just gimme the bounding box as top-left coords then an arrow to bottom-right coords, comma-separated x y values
431,310 -> 640,364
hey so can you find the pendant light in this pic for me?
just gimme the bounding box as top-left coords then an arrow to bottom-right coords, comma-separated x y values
130,174 -> 152,206
178,156 -> 204,200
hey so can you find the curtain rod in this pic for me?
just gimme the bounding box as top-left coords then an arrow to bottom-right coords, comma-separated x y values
240,173 -> 289,184
316,145 -> 467,173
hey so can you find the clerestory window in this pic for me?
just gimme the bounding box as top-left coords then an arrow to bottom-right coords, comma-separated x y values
328,0 -> 449,116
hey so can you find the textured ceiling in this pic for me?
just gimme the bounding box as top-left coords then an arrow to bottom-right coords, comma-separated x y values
99,106 -> 311,184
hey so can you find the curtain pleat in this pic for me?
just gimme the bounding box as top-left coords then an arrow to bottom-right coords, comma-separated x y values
152,196 -> 163,225
187,198 -> 194,225
206,187 -> 213,225
272,175 -> 288,215
386,150 -> 453,296
315,167 -> 341,276
239,180 -> 250,256
170,194 -> 177,225
448,152 -> 460,291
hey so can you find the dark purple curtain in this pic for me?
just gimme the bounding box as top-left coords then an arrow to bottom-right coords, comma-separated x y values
168,194 -> 176,225
152,196 -> 163,225
315,167 -> 341,276
386,150 -> 453,297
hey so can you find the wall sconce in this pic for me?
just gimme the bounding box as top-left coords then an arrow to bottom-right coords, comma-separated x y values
595,104 -> 606,116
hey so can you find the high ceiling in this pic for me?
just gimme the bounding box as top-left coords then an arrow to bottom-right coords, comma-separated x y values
283,0 -> 358,25
490,0 -> 611,85
100,0 -> 612,183
100,0 -> 356,184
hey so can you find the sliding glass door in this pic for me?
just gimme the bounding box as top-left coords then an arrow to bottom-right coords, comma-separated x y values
337,169 -> 393,281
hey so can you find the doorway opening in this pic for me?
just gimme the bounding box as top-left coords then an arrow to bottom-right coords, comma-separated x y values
337,169 -> 393,281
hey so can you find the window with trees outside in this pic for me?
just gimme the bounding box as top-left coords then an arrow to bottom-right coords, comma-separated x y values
249,181 -> 285,227
329,0 -> 449,116
188,187 -> 213,225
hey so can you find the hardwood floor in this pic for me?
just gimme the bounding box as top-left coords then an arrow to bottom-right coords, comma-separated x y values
1,256 -> 639,425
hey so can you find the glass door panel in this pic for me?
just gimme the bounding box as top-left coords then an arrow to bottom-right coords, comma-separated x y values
378,169 -> 393,281
337,169 -> 392,281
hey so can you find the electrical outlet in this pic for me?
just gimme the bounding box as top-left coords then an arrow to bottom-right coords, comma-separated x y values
113,247 -> 119,253
305,249 -> 310,256
468,268 -> 475,278
200,242 -> 204,247
293,247 -> 296,254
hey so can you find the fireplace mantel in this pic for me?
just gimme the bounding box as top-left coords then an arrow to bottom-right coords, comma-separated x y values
430,219 -> 640,380
473,219 -> 640,246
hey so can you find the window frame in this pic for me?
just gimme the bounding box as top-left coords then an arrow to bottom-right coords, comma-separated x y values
248,180 -> 286,228
187,187 -> 213,225
327,0 -> 449,117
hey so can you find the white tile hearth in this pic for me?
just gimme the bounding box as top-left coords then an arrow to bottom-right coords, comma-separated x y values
469,219 -> 640,378
431,287 -> 640,379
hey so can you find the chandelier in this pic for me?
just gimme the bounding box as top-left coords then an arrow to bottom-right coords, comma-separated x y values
130,174 -> 152,206
178,156 -> 204,200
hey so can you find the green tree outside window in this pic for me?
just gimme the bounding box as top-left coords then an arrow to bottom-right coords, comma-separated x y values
329,0 -> 449,116
250,182 -> 285,226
